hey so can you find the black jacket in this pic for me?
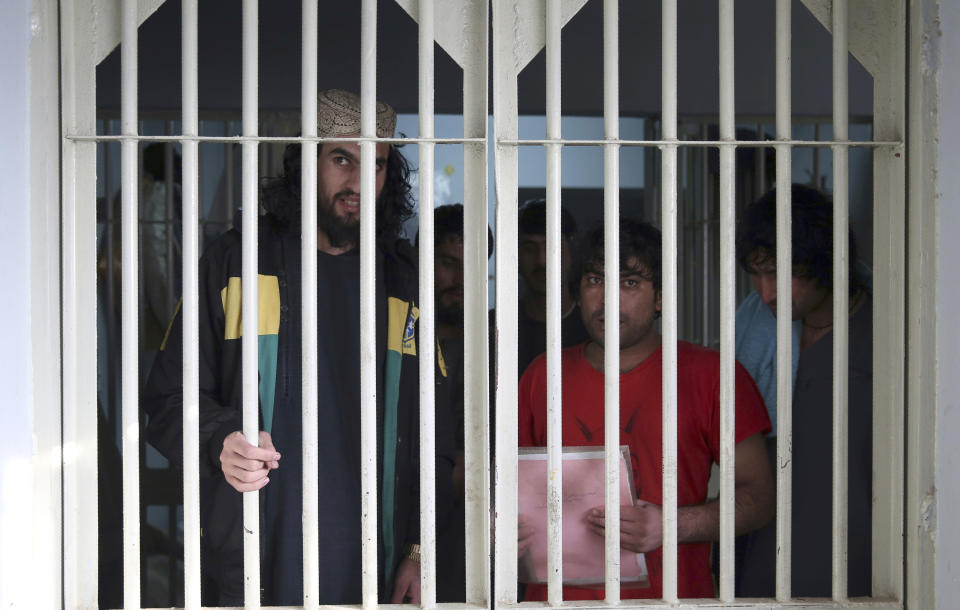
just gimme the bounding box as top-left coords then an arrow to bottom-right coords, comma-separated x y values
143,214 -> 454,604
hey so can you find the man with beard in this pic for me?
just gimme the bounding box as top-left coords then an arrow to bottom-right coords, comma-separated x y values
143,89 -> 454,606
416,203 -> 493,602
517,218 -> 774,599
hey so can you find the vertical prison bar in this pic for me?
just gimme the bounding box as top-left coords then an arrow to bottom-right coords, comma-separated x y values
60,0 -> 100,604
461,0 -> 490,603
359,1 -> 379,606
180,0 -> 201,607
240,0 -> 261,606
602,0 -> 622,602
545,0 -> 564,603
120,0 -> 142,606
300,0 -> 320,606
831,0 -> 851,600
492,0 -> 521,603
418,0 -> 438,605
660,0 -> 680,603
717,0 -> 737,602
775,0 -> 794,600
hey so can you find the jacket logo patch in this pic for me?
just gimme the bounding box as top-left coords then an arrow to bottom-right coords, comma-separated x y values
402,306 -> 419,355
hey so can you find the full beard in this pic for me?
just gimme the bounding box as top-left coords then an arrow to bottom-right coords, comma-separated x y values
317,190 -> 362,248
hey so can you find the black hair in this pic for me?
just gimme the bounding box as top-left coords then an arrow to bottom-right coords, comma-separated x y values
432,203 -> 465,243
260,141 -> 415,240
572,217 -> 662,302
518,199 -> 578,241
736,183 -> 859,292
415,203 -> 495,258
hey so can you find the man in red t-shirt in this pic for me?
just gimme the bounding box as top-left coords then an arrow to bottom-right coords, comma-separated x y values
517,218 -> 774,600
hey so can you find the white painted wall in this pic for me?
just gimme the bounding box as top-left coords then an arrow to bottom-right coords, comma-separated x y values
0,0 -> 39,607
937,0 -> 960,605
0,0 -> 61,608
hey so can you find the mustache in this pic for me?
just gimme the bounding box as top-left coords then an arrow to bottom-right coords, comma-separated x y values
334,189 -> 359,201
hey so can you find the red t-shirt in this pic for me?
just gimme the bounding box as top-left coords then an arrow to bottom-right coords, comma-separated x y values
517,341 -> 771,600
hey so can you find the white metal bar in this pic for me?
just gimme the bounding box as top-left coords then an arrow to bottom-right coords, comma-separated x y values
602,0 -> 621,602
661,0 -> 679,603
418,0 -> 438,606
871,1 -> 905,599
135,600 -> 903,610
775,0 -> 793,601
492,0 -> 521,603
906,0 -> 937,603
360,1 -> 379,607
755,122 -> 767,200
69,134 -> 896,147
544,0 -> 563,604
164,129 -> 176,315
226,140 -> 235,224
120,0 -> 141,606
60,2 -> 99,606
718,0 -> 736,603
301,0 -> 319,607
241,0 -> 261,607
831,0 -> 850,601
181,0 -> 201,607
813,123 -> 822,185
701,127 -> 710,348
461,0 -> 490,603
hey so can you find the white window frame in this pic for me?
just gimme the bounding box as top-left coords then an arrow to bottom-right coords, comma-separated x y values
46,0 -> 937,609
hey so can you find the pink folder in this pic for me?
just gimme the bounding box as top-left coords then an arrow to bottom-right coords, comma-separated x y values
517,446 -> 650,587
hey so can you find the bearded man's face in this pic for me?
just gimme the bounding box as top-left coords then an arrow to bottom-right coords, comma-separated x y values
315,140 -> 389,247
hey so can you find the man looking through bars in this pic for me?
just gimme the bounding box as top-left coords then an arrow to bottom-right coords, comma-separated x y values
143,89 -> 454,606
495,199 -> 590,377
416,203 -> 493,602
735,184 -> 873,597
517,217 -> 774,600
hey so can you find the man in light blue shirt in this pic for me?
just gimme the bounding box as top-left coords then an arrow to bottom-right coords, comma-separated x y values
735,264 -> 870,435
734,291 -> 800,435
734,184 -> 873,598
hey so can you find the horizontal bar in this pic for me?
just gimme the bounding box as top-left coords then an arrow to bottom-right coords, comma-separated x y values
136,602 -> 899,610
495,139 -> 900,148
67,134 -> 487,144
67,134 -> 901,148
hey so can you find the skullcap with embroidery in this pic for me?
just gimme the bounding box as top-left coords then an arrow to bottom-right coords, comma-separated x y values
316,89 -> 397,139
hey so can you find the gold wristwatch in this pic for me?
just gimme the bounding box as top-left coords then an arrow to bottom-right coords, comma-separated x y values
403,543 -> 421,564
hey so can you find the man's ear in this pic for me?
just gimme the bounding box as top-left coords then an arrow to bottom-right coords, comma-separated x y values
656,290 -> 662,312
